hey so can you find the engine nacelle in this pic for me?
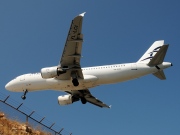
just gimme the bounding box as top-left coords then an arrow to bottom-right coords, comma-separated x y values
58,95 -> 79,106
58,95 -> 73,105
41,66 -> 66,79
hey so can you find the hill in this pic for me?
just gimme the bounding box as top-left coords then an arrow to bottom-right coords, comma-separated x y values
0,112 -> 51,135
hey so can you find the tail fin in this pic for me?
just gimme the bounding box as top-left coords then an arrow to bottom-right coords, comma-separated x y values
148,45 -> 169,66
137,40 -> 170,80
137,40 -> 164,63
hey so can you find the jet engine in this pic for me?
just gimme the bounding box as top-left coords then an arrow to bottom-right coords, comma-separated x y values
41,66 -> 66,79
58,95 -> 79,105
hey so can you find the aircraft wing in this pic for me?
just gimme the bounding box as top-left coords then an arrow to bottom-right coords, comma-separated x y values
57,12 -> 86,80
66,89 -> 111,108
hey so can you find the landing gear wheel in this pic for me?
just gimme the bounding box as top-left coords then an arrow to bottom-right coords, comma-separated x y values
21,95 -> 26,100
21,90 -> 28,100
81,98 -> 87,104
72,78 -> 79,86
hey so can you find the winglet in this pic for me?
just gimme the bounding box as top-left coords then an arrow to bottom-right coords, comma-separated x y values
79,12 -> 86,17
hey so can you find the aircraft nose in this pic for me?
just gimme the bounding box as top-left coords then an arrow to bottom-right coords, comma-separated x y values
5,81 -> 14,91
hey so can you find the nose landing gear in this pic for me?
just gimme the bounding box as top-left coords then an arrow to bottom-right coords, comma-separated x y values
21,89 -> 28,100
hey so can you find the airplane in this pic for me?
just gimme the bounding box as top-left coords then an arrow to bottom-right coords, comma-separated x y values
5,12 -> 172,108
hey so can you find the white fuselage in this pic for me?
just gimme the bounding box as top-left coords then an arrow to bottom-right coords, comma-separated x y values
5,62 -> 171,92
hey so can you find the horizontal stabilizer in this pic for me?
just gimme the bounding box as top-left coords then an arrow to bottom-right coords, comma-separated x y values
148,45 -> 169,66
153,70 -> 166,80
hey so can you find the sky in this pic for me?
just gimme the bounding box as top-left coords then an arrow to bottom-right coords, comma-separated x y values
0,0 -> 180,135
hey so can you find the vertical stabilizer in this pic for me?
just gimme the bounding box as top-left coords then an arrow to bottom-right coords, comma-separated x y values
148,45 -> 169,66
137,40 -> 164,63
137,40 -> 172,80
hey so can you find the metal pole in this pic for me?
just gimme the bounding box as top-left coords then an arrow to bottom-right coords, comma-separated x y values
17,103 -> 23,110
39,117 -> 45,123
58,128 -> 64,134
29,111 -> 35,117
50,123 -> 55,129
26,115 -> 28,123
3,95 -> 10,102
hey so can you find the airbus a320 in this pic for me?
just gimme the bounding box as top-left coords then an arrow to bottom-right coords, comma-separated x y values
5,12 -> 172,108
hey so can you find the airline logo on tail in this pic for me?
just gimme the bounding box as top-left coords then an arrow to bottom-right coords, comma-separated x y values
141,46 -> 161,62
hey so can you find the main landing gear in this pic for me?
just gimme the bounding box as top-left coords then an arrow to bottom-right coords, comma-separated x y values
81,97 -> 87,104
72,78 -> 79,86
71,71 -> 79,87
21,89 -> 28,100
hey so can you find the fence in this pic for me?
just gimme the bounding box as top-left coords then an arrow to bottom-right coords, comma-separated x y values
0,92 -> 72,135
